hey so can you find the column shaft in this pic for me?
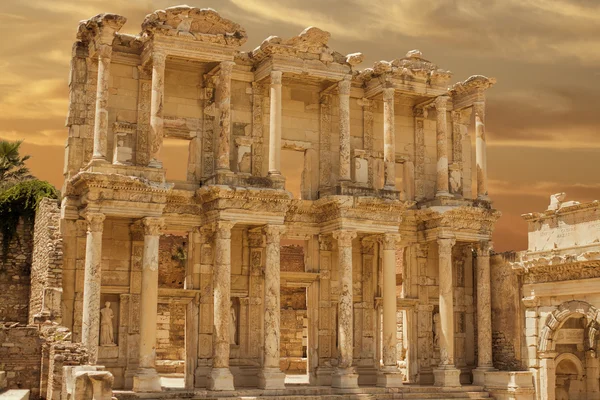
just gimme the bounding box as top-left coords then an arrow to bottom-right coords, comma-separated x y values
438,237 -> 456,366
332,230 -> 358,388
92,46 -> 112,162
338,78 -> 351,182
434,96 -> 450,197
378,233 -> 403,387
81,213 -> 105,364
268,71 -> 283,175
209,221 -> 235,391
383,88 -> 396,189
259,225 -> 286,389
133,217 -> 164,392
216,61 -> 235,171
476,241 -> 493,369
149,53 -> 166,167
474,102 -> 488,199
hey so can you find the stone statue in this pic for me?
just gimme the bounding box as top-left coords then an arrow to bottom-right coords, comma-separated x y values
433,312 -> 441,348
100,302 -> 116,346
229,300 -> 237,345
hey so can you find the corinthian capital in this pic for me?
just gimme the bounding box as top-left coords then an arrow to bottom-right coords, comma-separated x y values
143,217 -> 165,236
437,237 -> 456,254
381,233 -> 401,250
475,241 -> 493,257
220,60 -> 235,77
433,95 -> 450,111
382,87 -> 395,102
270,70 -> 283,85
263,225 -> 286,244
332,230 -> 357,247
86,212 -> 105,233
152,52 -> 167,68
338,77 -> 351,95
214,220 -> 235,239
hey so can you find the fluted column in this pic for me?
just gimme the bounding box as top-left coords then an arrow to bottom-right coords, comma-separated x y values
338,78 -> 352,182
258,225 -> 287,389
216,61 -> 235,172
148,52 -> 166,168
433,237 -> 461,387
81,213 -> 105,364
209,221 -> 235,391
383,88 -> 396,189
268,71 -> 283,175
332,229 -> 358,388
474,101 -> 488,200
133,217 -> 164,392
434,96 -> 451,198
378,233 -> 403,387
473,241 -> 495,384
91,45 -> 112,163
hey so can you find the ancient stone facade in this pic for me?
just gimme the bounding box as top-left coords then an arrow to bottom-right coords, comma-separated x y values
53,4 -> 502,395
491,194 -> 600,400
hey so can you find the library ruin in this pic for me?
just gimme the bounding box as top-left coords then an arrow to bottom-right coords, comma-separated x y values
1,5 -> 599,400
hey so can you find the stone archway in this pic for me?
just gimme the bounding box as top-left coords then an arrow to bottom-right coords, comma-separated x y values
538,300 -> 600,400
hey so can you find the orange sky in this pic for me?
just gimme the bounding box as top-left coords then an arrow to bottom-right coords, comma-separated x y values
1,0 -> 599,252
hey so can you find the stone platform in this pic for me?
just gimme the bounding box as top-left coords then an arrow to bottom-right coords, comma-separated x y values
114,385 -> 490,400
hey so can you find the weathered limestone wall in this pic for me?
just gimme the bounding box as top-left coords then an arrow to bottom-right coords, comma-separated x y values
490,252 -> 523,371
156,302 -> 186,374
0,218 -> 34,324
29,198 -> 63,324
280,287 -> 307,374
158,235 -> 187,288
0,324 -> 43,399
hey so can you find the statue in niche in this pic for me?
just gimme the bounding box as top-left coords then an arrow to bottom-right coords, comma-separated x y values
229,300 -> 237,345
100,302 -> 116,346
433,312 -> 441,349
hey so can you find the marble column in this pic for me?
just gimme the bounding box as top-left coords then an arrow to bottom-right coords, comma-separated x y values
81,212 -> 105,365
148,52 -> 166,168
378,233 -> 403,387
209,221 -> 235,391
383,88 -> 396,189
338,78 -> 352,182
133,217 -> 164,392
332,229 -> 358,388
216,61 -> 235,172
473,241 -> 495,385
258,225 -> 287,389
474,101 -> 488,200
433,237 -> 461,387
91,45 -> 112,163
268,71 -> 283,176
434,96 -> 451,198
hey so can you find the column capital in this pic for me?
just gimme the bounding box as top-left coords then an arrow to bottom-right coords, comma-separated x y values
263,224 -> 286,244
270,70 -> 283,85
475,240 -> 493,257
143,217 -> 165,236
433,95 -> 450,110
152,52 -> 167,68
332,230 -> 357,247
97,43 -> 112,59
381,233 -> 402,250
214,220 -> 235,239
382,87 -> 395,101
473,101 -> 485,114
338,78 -> 351,95
86,212 -> 105,233
220,60 -> 235,76
437,237 -> 456,253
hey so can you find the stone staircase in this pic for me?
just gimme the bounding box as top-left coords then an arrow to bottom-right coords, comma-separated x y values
114,385 -> 491,400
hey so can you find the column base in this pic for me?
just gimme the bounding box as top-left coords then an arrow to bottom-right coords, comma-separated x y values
148,158 -> 163,169
331,367 -> 359,389
472,367 -> 496,385
208,367 -> 235,391
435,190 -> 453,199
433,366 -> 461,387
258,367 -> 286,390
377,366 -> 403,387
132,368 -> 161,392
477,194 -> 490,202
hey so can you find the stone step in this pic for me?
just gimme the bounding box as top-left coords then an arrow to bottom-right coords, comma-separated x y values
0,390 -> 30,400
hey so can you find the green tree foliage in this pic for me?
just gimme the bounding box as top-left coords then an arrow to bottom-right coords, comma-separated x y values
0,140 -> 33,188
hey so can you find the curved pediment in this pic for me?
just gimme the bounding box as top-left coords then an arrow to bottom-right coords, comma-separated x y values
141,5 -> 247,47
77,13 -> 127,45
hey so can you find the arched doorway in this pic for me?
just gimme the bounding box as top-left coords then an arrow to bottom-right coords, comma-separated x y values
555,353 -> 585,400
